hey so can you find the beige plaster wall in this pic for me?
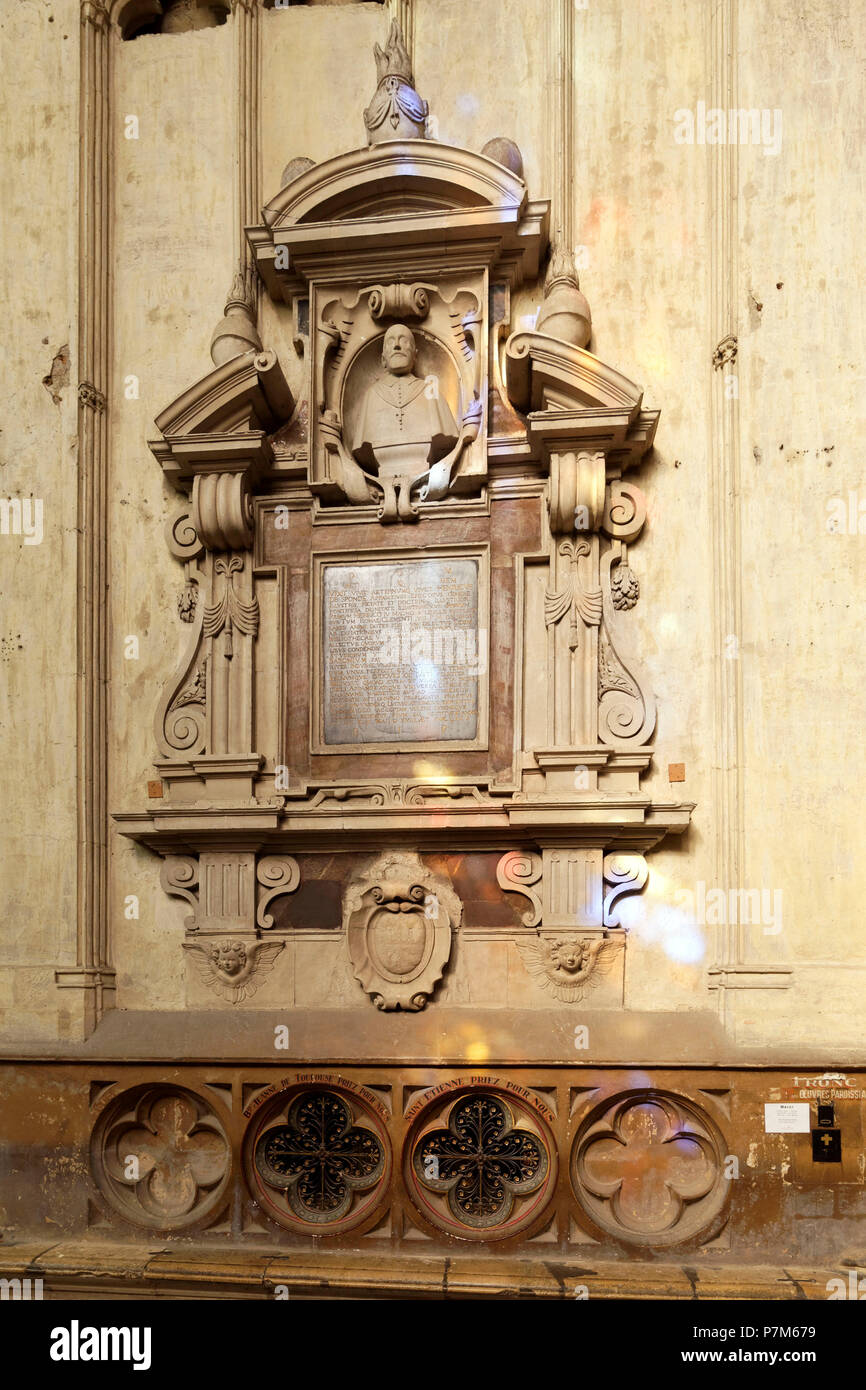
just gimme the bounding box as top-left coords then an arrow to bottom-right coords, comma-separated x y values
0,0 -> 81,1040
110,22 -> 236,1012
566,0 -> 718,1018
730,0 -> 866,1048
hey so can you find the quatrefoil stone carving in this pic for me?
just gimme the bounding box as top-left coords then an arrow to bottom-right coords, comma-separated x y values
92,1087 -> 230,1231
572,1092 -> 728,1248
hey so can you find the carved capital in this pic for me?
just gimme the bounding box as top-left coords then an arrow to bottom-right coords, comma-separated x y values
192,472 -> 254,551
549,450 -> 606,534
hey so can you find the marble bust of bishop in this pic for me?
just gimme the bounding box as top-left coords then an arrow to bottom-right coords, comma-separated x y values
351,323 -> 459,480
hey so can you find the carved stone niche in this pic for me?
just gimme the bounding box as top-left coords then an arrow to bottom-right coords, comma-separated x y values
344,853 -> 461,1010
248,137 -> 548,520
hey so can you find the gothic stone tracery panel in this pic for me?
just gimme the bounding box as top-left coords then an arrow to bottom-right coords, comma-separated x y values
404,1082 -> 557,1241
244,1080 -> 391,1236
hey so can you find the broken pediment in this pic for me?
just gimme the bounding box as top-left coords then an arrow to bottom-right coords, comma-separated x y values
504,330 -> 659,473
150,350 -> 294,489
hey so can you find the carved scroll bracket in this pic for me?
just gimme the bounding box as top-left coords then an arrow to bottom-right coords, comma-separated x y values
602,479 -> 647,543
166,507 -> 205,622
192,471 -> 254,552
162,852 -> 304,940
366,281 -> 433,319
603,853 -> 649,926
496,851 -> 542,926
598,547 -> 656,750
548,449 -> 606,534
161,856 -> 200,931
160,853 -> 294,1001
256,855 -> 301,930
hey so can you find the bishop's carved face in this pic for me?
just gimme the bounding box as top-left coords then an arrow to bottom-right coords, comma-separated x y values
381,324 -> 417,376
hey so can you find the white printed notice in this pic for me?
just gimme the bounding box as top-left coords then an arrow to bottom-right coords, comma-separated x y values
764,1102 -> 810,1133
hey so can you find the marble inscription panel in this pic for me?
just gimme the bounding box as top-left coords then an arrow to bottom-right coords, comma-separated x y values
321,557 -> 482,746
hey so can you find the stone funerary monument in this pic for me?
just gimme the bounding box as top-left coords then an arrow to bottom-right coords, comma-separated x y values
1,0 -> 863,1299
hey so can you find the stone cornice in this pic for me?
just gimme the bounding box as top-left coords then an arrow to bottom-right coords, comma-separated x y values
113,796 -> 693,856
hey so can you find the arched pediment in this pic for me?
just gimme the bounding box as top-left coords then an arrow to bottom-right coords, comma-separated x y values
505,331 -> 645,414
262,142 -> 529,229
249,142 -> 549,298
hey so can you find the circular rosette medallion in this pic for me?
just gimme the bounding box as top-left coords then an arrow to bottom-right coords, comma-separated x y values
90,1085 -> 231,1232
571,1091 -> 729,1248
405,1087 -> 556,1241
246,1084 -> 391,1236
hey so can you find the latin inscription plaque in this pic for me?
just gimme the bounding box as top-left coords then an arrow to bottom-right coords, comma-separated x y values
321,557 -> 483,747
